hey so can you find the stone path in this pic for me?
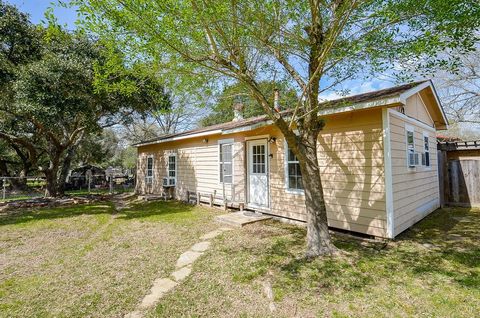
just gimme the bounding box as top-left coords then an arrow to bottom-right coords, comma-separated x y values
124,226 -> 232,318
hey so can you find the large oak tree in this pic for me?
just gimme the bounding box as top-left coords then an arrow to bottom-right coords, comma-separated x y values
77,0 -> 480,256
0,2 -> 170,196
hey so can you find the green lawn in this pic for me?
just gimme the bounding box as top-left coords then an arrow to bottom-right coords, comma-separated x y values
0,200 -> 222,318
150,207 -> 480,318
1,203 -> 479,318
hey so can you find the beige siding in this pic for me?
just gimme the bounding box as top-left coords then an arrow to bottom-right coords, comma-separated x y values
404,94 -> 434,126
136,109 -> 387,237
389,107 -> 440,236
269,108 -> 387,237
136,133 -> 248,202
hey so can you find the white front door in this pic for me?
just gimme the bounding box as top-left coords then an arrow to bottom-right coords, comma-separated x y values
247,140 -> 269,208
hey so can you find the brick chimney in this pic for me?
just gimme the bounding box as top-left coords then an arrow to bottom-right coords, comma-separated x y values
232,98 -> 244,121
274,89 -> 280,112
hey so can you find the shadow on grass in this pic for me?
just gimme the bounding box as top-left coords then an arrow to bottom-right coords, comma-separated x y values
116,200 -> 198,222
0,203 -> 115,226
233,207 -> 480,298
0,200 -> 202,226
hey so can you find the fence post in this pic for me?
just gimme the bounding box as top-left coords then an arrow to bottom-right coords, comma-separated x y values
2,178 -> 6,201
209,194 -> 213,207
109,176 -> 113,195
197,192 -> 200,205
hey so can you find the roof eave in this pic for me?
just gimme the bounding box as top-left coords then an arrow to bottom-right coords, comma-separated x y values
318,96 -> 402,116
133,129 -> 223,147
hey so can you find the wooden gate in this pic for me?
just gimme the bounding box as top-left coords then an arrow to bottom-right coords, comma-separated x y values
438,141 -> 480,207
448,160 -> 480,206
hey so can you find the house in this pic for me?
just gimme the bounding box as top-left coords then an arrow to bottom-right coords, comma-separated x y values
134,80 -> 448,238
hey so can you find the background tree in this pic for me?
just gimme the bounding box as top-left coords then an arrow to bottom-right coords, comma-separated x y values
436,49 -> 480,125
77,0 -> 480,256
0,2 -> 171,196
201,80 -> 298,126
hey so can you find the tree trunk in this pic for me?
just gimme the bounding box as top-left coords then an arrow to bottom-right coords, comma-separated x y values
44,167 -> 59,197
44,149 -> 62,197
296,133 -> 337,257
57,147 -> 76,196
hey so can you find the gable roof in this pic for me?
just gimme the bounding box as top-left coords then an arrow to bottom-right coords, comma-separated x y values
134,80 -> 446,147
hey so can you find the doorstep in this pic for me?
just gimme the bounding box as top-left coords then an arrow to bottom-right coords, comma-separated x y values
215,211 -> 271,228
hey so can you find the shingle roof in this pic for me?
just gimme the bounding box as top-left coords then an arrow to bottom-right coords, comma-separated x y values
134,80 -> 428,147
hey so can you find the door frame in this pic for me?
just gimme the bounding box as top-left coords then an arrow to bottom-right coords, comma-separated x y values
246,138 -> 270,209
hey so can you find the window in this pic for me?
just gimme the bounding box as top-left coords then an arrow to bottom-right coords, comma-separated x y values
167,154 -> 176,185
146,156 -> 153,184
406,125 -> 418,167
285,143 -> 303,191
219,144 -> 233,183
422,133 -> 430,167
252,144 -> 266,174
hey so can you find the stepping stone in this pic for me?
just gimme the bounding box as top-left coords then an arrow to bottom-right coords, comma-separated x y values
139,278 -> 177,308
422,243 -> 436,249
176,250 -> 203,268
191,241 -> 211,252
171,265 -> 192,282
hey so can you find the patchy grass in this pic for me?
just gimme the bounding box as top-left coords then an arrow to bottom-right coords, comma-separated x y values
150,207 -> 480,318
0,200 -> 222,318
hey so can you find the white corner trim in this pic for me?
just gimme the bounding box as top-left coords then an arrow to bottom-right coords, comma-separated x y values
382,108 -> 395,238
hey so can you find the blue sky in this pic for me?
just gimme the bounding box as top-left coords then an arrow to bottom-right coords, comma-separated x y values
6,0 -> 78,30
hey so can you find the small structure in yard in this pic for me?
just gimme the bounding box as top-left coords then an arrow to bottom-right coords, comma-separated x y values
67,165 -> 106,190
437,140 -> 480,207
134,80 -> 448,239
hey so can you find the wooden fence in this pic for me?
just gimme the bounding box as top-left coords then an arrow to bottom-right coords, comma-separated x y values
438,142 -> 480,207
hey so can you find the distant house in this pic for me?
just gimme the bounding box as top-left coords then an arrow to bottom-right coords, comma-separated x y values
134,80 -> 448,238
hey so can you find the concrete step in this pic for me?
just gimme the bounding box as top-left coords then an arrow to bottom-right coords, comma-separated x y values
215,211 -> 271,228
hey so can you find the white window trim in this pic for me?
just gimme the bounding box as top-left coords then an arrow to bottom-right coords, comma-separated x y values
218,140 -> 234,184
405,124 -> 416,170
167,153 -> 177,185
284,140 -> 304,195
146,155 -> 154,184
422,131 -> 432,170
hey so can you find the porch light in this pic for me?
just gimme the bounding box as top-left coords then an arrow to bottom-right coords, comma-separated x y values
268,137 -> 276,144
202,138 -> 209,143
